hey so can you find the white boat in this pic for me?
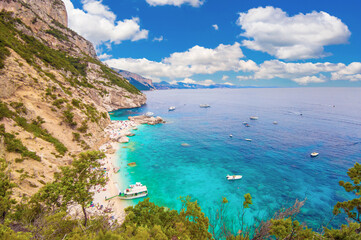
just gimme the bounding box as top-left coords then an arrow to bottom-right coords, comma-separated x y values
229,134 -> 233,138
118,182 -> 148,200
227,175 -> 242,180
245,138 -> 252,141
310,152 -> 319,158
250,116 -> 258,120
145,112 -> 154,117
168,106 -> 176,111
273,121 -> 278,125
200,104 -> 210,108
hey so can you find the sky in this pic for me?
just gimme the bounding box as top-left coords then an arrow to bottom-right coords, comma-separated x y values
62,0 -> 361,87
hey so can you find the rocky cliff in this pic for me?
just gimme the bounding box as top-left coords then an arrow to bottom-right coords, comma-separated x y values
0,0 -> 146,198
114,69 -> 156,91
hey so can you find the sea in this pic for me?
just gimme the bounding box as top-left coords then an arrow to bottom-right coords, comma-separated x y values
110,88 -> 361,231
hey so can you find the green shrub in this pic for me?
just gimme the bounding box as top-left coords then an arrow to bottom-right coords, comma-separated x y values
77,120 -> 88,133
72,132 -> 80,142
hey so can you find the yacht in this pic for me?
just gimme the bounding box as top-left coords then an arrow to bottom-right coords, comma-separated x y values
245,138 -> 252,142
145,112 -> 154,117
118,182 -> 148,200
200,104 -> 210,108
310,152 -> 319,158
168,106 -> 176,111
250,116 -> 259,120
229,134 -> 233,138
273,121 -> 278,125
227,175 -> 242,180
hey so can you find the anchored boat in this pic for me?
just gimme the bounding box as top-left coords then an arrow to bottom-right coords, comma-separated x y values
168,106 -> 176,111
200,104 -> 210,108
118,182 -> 148,200
310,152 -> 319,158
227,175 -> 242,180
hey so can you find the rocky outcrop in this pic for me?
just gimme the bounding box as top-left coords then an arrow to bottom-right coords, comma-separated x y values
128,115 -> 166,125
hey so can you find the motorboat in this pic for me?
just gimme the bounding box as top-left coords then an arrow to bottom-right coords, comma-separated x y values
145,112 -> 154,117
200,104 -> 210,108
310,152 -> 319,158
250,116 -> 258,120
242,122 -> 248,125
169,106 -> 176,111
245,139 -> 252,141
118,182 -> 148,200
273,121 -> 278,125
227,175 -> 242,180
244,123 -> 250,127
229,134 -> 233,138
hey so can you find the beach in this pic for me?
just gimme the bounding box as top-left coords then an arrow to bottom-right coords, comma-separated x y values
87,116 -> 165,224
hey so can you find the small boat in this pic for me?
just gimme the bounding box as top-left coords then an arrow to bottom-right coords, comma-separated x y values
273,121 -> 278,125
145,112 -> 154,117
250,116 -> 258,120
242,122 -> 248,125
168,106 -> 176,111
229,134 -> 233,138
200,104 -> 210,108
245,138 -> 252,141
310,152 -> 319,158
245,123 -> 250,127
118,182 -> 148,200
227,175 -> 242,180
127,162 -> 137,167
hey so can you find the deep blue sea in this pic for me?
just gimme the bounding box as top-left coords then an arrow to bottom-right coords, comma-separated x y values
110,88 -> 361,231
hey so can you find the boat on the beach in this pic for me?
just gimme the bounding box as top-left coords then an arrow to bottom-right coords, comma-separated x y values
145,112 -> 154,117
200,104 -> 210,108
118,182 -> 148,200
169,106 -> 176,111
250,116 -> 258,120
226,175 -> 242,180
310,152 -> 319,158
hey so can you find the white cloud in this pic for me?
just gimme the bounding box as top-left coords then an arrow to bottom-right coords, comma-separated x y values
212,24 -> 219,30
145,0 -> 204,7
98,53 -> 112,60
222,75 -> 229,81
331,62 -> 361,81
62,0 -> 148,46
292,75 -> 326,85
236,6 -> 351,60
104,43 -> 256,79
253,60 -> 344,80
153,36 -> 164,42
198,79 -> 215,86
237,75 -> 252,81
223,82 -> 234,85
181,78 -> 197,84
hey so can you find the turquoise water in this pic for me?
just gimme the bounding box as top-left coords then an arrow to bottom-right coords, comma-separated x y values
110,88 -> 361,231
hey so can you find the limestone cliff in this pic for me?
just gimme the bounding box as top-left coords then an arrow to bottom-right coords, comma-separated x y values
0,0 -> 146,198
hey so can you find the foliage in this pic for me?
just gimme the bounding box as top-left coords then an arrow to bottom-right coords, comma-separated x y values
45,27 -> 69,41
77,120 -> 88,133
324,222 -> 361,239
62,106 -> 77,127
0,224 -> 32,240
334,162 -> 361,224
269,217 -> 317,239
0,159 -> 17,222
122,197 -> 212,239
0,124 -> 40,161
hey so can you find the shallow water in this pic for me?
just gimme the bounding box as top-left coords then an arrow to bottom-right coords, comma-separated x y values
110,88 -> 361,230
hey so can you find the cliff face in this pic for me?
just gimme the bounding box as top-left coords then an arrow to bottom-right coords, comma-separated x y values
0,0 -> 146,198
115,69 -> 156,91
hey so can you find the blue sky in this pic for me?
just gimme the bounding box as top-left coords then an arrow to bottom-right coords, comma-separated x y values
63,0 -> 361,87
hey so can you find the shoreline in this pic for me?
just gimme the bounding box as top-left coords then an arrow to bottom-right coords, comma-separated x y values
91,115 -> 165,224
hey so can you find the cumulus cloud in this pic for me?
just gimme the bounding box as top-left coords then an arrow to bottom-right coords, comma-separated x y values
224,82 -> 234,85
292,75 -> 326,85
181,78 -> 197,84
153,36 -> 164,42
331,62 -> 361,81
236,6 -> 351,60
212,24 -> 219,30
62,0 -> 148,46
104,43 -> 256,79
98,53 -> 112,60
222,75 -> 229,81
146,0 -> 204,7
198,79 -> 215,86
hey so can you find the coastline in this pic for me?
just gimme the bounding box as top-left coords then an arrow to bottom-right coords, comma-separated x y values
91,115 -> 165,224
